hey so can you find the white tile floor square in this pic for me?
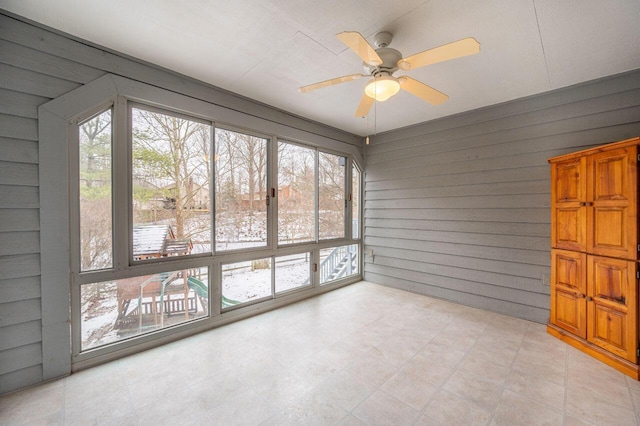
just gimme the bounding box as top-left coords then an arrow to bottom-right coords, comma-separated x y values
2,281 -> 640,425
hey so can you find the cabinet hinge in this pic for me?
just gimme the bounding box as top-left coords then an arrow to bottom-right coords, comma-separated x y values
637,348 -> 639,358
637,244 -> 640,252
637,153 -> 640,162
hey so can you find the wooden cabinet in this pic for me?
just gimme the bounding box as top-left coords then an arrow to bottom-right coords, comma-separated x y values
548,137 -> 640,378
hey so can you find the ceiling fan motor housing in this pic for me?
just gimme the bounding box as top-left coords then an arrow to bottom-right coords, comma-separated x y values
364,47 -> 402,77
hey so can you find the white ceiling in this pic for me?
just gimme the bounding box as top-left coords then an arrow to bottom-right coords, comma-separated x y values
2,0 -> 639,136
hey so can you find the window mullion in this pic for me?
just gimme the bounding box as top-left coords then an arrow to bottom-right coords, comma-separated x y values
314,148 -> 319,242
113,96 -> 129,270
69,121 -> 82,358
268,135 -> 277,250
267,135 -> 280,250
69,121 -> 82,276
210,125 -> 219,317
345,157 -> 352,241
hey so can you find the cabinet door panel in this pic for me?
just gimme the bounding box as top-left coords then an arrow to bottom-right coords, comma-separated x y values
556,207 -> 586,250
552,158 -> 587,251
587,255 -> 637,363
551,249 -> 587,337
587,147 -> 637,259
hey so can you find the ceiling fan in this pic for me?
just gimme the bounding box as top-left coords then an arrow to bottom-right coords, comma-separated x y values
299,31 -> 480,117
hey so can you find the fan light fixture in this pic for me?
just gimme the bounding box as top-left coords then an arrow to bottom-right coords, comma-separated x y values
365,75 -> 400,102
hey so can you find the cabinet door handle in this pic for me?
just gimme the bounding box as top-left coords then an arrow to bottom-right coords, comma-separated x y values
579,202 -> 586,206
577,293 -> 585,299
586,296 -> 593,301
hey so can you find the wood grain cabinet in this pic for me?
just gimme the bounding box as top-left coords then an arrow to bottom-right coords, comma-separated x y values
548,137 -> 640,379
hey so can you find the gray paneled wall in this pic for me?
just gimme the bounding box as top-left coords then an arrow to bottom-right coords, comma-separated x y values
0,11 -> 359,395
363,70 -> 640,323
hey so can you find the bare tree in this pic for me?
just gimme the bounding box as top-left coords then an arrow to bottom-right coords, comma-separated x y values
318,152 -> 345,239
132,109 -> 210,244
277,142 -> 316,243
215,129 -> 268,249
79,110 -> 113,271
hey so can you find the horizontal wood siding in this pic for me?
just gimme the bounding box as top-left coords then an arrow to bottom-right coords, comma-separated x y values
0,11 -> 361,395
364,69 -> 640,323
0,365 -> 42,395
0,15 -> 51,393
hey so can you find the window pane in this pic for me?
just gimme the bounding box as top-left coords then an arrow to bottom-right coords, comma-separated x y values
319,152 -> 345,240
80,266 -> 209,350
214,129 -> 268,251
352,164 -> 360,239
319,244 -> 359,285
79,109 -> 113,271
275,253 -> 311,293
131,107 -> 212,258
278,142 -> 316,244
222,258 -> 272,307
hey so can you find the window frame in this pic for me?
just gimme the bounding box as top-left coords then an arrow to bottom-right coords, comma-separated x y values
276,140 -> 351,247
128,101 -> 216,265
70,101 -> 117,276
319,244 -> 360,286
213,124 -> 272,255
39,74 -> 364,375
351,160 -> 362,240
276,138 -> 318,247
317,149 -> 348,241
69,99 -> 217,358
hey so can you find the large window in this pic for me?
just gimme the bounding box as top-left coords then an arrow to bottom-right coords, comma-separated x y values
352,163 -> 361,239
319,244 -> 359,285
56,75 -> 362,365
215,128 -> 268,251
319,152 -> 346,240
221,252 -> 312,310
275,253 -> 311,294
80,267 -> 209,351
79,109 -> 113,272
278,141 -> 348,244
222,258 -> 271,306
278,141 -> 316,245
131,106 -> 212,257
74,104 -> 214,353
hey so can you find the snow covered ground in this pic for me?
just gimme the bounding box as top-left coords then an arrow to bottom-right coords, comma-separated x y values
222,255 -> 311,302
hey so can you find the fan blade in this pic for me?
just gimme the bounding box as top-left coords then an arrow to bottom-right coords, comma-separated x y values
298,74 -> 363,93
355,93 -> 375,117
397,37 -> 480,70
337,31 -> 383,66
399,76 -> 448,105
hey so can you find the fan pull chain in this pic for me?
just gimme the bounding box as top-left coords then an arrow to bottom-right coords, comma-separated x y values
365,113 -> 370,145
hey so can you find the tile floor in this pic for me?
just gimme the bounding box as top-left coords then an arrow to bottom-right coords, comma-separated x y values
2,281 -> 640,425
